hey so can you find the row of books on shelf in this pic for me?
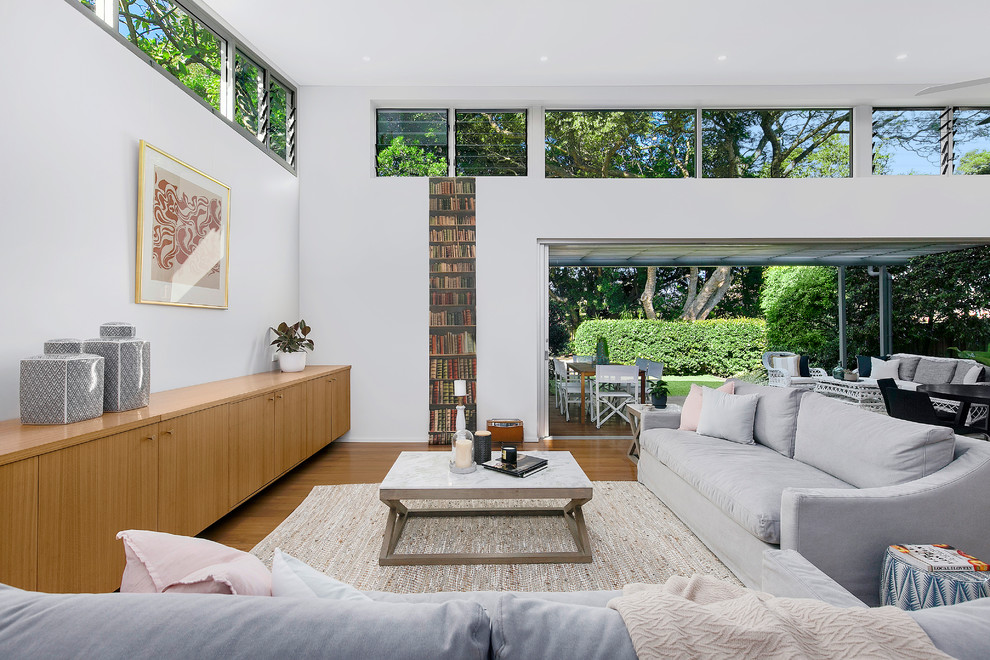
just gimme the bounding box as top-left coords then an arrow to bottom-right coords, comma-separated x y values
429,408 -> 477,433
430,331 -> 476,355
430,180 -> 475,195
430,291 -> 474,305
890,544 -> 989,573
431,262 -> 475,274
429,198 -> 476,211
430,380 -> 477,405
429,214 -> 475,227
430,309 -> 474,326
430,357 -> 477,379
430,245 -> 476,259
430,275 -> 474,289
429,228 -> 476,243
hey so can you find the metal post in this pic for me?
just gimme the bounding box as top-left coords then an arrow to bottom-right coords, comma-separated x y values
837,266 -> 847,367
879,266 -> 893,355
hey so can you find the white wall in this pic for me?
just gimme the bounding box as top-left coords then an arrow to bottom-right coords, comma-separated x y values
299,85 -> 990,442
0,1 -> 300,420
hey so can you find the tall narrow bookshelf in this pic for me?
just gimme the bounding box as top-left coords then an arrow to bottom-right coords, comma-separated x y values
428,177 -> 477,445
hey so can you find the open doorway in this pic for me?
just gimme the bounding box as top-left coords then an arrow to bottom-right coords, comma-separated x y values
538,239 -> 990,441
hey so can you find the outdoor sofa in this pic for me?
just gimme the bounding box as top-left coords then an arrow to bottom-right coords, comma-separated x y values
637,380 -> 990,605
1,549 -> 988,659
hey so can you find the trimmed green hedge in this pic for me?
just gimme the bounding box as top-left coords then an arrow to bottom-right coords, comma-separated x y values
572,318 -> 767,377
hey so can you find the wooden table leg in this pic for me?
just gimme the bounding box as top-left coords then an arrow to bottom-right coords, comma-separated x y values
626,409 -> 641,464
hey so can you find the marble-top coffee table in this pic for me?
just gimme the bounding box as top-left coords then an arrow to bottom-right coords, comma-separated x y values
378,450 -> 593,566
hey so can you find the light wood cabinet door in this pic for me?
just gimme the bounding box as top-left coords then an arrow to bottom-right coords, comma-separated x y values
330,370 -> 351,441
159,406 -> 229,537
38,425 -> 158,593
275,383 -> 307,475
229,393 -> 276,506
0,457 -> 39,590
305,377 -> 329,454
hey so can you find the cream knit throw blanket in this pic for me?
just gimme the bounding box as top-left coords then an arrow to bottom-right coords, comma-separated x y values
607,575 -> 950,659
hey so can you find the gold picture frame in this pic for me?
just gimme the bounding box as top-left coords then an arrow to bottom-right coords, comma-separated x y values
135,140 -> 231,309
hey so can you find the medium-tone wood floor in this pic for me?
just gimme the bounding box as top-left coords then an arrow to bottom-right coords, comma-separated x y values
200,438 -> 636,552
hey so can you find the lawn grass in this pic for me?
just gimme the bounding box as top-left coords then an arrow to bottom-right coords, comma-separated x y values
663,375 -> 725,397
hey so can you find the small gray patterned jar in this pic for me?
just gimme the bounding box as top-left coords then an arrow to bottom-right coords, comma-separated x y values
44,338 -> 83,355
20,354 -> 105,424
83,333 -> 151,412
99,322 -> 137,339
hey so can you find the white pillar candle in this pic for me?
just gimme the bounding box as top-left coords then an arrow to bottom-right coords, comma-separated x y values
455,437 -> 473,468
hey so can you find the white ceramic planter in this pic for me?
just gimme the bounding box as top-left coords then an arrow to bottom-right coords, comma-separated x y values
278,351 -> 307,373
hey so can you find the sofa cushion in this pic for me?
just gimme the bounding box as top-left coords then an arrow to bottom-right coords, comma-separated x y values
889,353 -> 923,381
908,598 -> 990,660
871,358 -> 901,380
0,584 -> 491,660
793,393 -> 956,488
856,354 -> 889,378
696,388 -> 759,445
117,530 -> 271,596
641,429 -> 854,544
914,358 -> 957,385
678,381 -> 734,432
729,381 -> 805,457
491,594 -> 636,660
271,549 -> 371,601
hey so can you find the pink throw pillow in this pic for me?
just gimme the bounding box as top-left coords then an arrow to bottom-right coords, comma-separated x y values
678,381 -> 735,432
117,529 -> 272,596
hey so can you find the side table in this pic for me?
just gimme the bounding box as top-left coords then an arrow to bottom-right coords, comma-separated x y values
881,546 -> 990,610
626,403 -> 681,464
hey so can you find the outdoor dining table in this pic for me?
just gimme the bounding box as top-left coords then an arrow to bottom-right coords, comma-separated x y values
565,362 -> 648,423
917,383 -> 990,432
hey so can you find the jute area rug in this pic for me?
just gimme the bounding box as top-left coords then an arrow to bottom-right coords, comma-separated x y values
251,481 -> 741,593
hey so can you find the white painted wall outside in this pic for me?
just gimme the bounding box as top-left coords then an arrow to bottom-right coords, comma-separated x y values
298,86 -> 989,443
0,1 -> 300,421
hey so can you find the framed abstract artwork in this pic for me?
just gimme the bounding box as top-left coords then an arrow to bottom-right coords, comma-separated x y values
136,140 -> 231,308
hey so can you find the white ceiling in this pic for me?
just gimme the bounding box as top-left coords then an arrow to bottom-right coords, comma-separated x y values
201,0 -> 990,90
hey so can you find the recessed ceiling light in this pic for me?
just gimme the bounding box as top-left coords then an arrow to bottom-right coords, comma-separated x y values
539,55 -> 549,62
362,55 -> 371,62
896,53 -> 908,60
717,55 -> 727,61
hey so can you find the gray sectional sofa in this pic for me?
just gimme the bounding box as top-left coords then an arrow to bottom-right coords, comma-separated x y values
2,549 -> 989,659
638,380 -> 990,605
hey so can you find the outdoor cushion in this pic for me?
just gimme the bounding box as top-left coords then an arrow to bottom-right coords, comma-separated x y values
913,358 -> 957,385
799,355 -> 811,378
889,353 -> 923,381
641,429 -> 854,544
793,392 -> 956,488
728,381 -> 805,457
870,358 -> 901,380
696,389 -> 760,445
963,365 -> 985,384
774,355 -> 801,376
952,359 -> 982,384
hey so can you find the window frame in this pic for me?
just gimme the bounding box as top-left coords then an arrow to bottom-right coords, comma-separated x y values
453,109 -> 529,177
70,0 -> 297,174
374,108 -> 451,178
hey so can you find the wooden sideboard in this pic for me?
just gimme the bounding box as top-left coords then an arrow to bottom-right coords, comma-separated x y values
0,365 -> 350,593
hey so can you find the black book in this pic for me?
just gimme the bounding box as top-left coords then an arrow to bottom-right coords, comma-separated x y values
482,454 -> 548,478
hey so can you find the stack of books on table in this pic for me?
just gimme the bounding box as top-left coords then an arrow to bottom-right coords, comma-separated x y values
482,454 -> 548,478
889,544 -> 990,572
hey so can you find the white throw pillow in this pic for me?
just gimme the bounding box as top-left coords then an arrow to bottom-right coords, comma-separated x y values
870,358 -> 901,380
773,355 -> 801,377
271,548 -> 371,600
696,388 -> 760,445
964,365 -> 984,384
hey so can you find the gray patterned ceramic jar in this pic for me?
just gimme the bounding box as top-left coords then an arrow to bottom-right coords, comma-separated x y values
43,338 -> 83,355
99,322 -> 137,338
20,354 -> 105,424
83,324 -> 151,412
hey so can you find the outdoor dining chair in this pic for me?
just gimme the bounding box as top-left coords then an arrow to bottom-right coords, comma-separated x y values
553,359 -> 584,422
593,364 -> 639,428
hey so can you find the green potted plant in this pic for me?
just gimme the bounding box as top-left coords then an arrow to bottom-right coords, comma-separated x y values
270,319 -> 314,373
648,379 -> 670,408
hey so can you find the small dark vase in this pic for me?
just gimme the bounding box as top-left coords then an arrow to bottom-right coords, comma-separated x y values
651,394 -> 668,409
